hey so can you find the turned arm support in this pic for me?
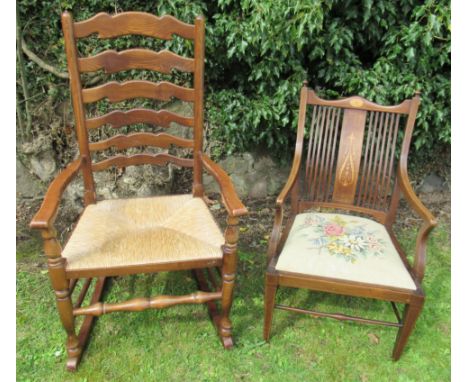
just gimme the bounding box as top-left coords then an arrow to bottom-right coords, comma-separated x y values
396,167 -> 437,282
200,153 -> 248,218
30,158 -> 83,231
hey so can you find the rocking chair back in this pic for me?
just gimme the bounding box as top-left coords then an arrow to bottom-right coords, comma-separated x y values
61,11 -> 206,206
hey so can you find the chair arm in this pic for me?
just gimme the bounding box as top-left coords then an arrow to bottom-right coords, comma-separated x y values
201,154 -> 248,217
276,151 -> 301,206
397,168 -> 437,226
30,158 -> 83,230
269,151 -> 302,261
396,167 -> 437,282
267,204 -> 284,262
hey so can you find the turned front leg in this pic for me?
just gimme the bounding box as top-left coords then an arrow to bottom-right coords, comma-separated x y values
42,229 -> 81,370
219,216 -> 239,347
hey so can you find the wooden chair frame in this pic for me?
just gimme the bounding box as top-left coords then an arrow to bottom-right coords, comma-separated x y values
30,12 -> 247,371
264,83 -> 437,360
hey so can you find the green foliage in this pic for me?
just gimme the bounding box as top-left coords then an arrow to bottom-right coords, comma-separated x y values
17,0 -> 450,159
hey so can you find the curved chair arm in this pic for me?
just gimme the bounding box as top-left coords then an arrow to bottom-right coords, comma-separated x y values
269,150 -> 303,261
397,167 -> 437,282
30,158 -> 83,230
201,153 -> 248,218
267,204 -> 285,263
276,150 -> 302,206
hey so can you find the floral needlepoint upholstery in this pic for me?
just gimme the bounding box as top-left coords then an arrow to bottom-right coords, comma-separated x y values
275,213 -> 416,290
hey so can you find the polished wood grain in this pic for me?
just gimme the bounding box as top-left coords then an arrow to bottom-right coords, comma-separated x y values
78,49 -> 195,74
73,291 -> 222,316
89,132 -> 193,151
82,81 -> 195,103
91,153 -> 194,172
30,158 -> 83,229
298,200 -> 387,223
264,84 -> 436,361
275,304 -> 402,328
41,229 -> 81,370
62,12 -> 95,206
218,216 -> 240,348
73,277 -> 106,371
66,258 -> 223,280
276,84 -> 309,206
192,15 -> 206,197
86,108 -> 194,129
307,89 -> 412,114
31,11 -> 247,371
201,153 -> 248,217
73,278 -> 92,309
74,12 -> 195,40
331,109 -> 366,204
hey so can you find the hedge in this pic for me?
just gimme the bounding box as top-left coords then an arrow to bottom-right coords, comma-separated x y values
17,0 -> 450,161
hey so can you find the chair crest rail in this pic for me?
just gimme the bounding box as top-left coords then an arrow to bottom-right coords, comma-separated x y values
307,89 -> 412,114
73,12 -> 195,40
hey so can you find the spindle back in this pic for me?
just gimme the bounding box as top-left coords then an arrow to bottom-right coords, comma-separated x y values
292,86 -> 420,223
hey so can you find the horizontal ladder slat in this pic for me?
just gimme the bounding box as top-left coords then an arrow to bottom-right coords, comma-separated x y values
73,291 -> 222,316
89,132 -> 193,151
74,12 -> 195,40
92,153 -> 193,171
78,49 -> 195,74
82,81 -> 195,103
86,108 -> 194,129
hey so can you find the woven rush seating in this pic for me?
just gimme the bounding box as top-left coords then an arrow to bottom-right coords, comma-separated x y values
63,195 -> 224,272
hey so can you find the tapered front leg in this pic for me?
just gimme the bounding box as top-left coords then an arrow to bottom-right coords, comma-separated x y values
263,272 -> 278,341
219,216 -> 239,348
392,298 -> 424,360
42,229 -> 81,371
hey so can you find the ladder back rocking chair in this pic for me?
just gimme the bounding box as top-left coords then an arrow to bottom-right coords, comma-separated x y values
264,83 -> 437,360
30,11 -> 247,371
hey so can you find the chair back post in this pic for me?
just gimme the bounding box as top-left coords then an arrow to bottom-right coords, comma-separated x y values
192,16 -> 206,197
290,82 -> 309,214
398,91 -> 421,181
386,92 -> 421,226
61,12 -> 96,206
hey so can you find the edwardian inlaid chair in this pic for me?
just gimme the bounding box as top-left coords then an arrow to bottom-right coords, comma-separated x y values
264,83 -> 437,360
30,12 -> 247,371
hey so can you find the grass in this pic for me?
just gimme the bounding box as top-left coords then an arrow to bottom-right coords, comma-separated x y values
16,223 -> 450,381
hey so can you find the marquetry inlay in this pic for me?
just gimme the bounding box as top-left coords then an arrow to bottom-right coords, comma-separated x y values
338,133 -> 356,187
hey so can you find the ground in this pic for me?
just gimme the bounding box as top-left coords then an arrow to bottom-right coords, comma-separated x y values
16,178 -> 450,381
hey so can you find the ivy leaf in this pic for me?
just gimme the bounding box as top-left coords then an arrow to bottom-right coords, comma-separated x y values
405,47 -> 415,61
